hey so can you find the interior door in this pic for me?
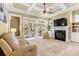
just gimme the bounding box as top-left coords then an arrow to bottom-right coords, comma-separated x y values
10,16 -> 20,36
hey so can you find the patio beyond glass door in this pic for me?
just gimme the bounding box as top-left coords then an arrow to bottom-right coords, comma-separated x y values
23,18 -> 47,38
23,19 -> 35,38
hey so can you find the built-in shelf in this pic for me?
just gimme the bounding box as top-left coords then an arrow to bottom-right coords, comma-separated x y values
72,22 -> 79,32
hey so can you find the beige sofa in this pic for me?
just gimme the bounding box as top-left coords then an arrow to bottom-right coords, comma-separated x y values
0,32 -> 37,56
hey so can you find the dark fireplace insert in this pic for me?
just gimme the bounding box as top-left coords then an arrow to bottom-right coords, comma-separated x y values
55,30 -> 66,41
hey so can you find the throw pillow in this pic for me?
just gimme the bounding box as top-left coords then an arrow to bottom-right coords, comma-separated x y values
3,32 -> 20,50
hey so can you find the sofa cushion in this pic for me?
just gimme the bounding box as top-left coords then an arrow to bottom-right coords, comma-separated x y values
0,38 -> 12,56
3,32 -> 20,50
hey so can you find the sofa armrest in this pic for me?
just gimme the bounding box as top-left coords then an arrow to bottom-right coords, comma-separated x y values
11,45 -> 37,56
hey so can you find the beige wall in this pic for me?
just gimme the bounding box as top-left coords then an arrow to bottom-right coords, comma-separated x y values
0,21 -> 7,36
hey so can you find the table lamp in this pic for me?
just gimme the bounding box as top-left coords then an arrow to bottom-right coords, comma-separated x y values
11,28 -> 16,32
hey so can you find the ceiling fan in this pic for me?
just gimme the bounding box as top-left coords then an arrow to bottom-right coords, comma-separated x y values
42,3 -> 54,15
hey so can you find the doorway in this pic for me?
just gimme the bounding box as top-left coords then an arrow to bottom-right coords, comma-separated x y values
9,16 -> 20,37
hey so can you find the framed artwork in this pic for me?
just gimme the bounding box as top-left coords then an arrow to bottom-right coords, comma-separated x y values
0,3 -> 7,23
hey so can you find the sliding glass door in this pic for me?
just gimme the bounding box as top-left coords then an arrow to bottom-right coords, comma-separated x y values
23,19 -> 35,38
23,17 -> 47,38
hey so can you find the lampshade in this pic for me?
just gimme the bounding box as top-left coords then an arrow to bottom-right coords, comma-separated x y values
11,28 -> 16,32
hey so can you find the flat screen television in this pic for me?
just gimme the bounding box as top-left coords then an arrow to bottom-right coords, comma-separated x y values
54,18 -> 67,26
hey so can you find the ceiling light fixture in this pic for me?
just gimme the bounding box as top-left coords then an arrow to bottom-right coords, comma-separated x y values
42,3 -> 47,17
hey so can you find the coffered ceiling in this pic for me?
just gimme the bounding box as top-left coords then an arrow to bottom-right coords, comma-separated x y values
8,3 -> 79,19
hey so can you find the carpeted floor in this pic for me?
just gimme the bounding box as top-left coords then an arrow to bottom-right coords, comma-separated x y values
27,38 -> 79,56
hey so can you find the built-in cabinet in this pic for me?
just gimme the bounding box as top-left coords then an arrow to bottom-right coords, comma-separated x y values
72,22 -> 79,32
71,32 -> 79,42
71,12 -> 79,42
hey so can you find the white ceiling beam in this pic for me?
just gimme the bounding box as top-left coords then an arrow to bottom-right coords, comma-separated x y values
23,17 -> 46,22
8,7 -> 45,19
59,3 -> 67,9
53,4 -> 61,8
9,3 -> 45,18
24,3 -> 44,18
22,3 -> 42,11
49,4 -> 79,18
27,3 -> 36,12
21,3 -> 31,7
53,3 -> 67,10
7,3 -> 13,9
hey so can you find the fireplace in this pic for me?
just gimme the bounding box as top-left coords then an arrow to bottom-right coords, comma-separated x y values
55,30 -> 66,41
